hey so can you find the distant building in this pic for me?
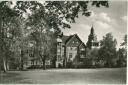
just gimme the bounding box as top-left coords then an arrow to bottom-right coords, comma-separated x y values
86,26 -> 99,49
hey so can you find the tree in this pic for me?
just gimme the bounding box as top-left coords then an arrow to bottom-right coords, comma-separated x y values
117,48 -> 126,67
98,33 -> 117,67
0,1 -> 29,72
29,29 -> 54,70
15,1 -> 109,30
85,48 -> 99,67
0,1 -> 21,72
117,34 -> 127,67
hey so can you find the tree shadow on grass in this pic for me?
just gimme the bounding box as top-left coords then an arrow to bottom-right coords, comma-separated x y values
0,71 -> 28,84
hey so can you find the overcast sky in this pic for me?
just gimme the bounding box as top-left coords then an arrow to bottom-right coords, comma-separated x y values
62,1 -> 127,49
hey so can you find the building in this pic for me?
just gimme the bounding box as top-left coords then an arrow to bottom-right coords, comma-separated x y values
56,26 -> 99,68
24,26 -> 99,69
86,26 -> 99,49
56,34 -> 86,68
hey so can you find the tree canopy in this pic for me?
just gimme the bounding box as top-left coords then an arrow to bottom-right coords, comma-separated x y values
98,33 -> 117,67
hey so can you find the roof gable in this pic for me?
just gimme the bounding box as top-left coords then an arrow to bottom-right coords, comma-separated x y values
79,42 -> 86,48
65,34 -> 83,47
61,35 -> 72,44
61,34 -> 86,47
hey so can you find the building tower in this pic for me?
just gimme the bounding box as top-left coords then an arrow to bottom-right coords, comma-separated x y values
86,26 -> 99,49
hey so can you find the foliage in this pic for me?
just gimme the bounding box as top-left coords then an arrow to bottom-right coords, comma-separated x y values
0,1 -> 109,71
116,48 -> 127,67
117,34 -> 127,67
15,1 -> 109,31
85,48 -> 99,67
15,1 -> 109,69
98,33 -> 117,67
0,2 -> 22,72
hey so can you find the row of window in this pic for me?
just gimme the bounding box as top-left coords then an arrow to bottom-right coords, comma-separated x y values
57,40 -> 79,45
57,53 -> 85,62
69,53 -> 73,58
92,43 -> 99,46
69,47 -> 85,51
69,47 -> 77,50
57,47 -> 85,53
69,53 -> 85,58
72,41 -> 79,44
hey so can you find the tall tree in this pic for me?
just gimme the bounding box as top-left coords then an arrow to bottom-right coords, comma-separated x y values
0,1 -> 20,72
117,48 -> 126,67
98,33 -> 117,67
117,34 -> 127,67
0,1 -> 29,72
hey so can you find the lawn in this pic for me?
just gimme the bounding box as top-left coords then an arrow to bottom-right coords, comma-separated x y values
0,68 -> 126,84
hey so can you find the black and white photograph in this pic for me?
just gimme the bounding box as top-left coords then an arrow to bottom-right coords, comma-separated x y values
0,0 -> 127,84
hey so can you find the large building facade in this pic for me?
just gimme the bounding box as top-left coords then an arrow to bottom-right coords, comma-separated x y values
56,34 -> 86,68
23,26 -> 99,69
56,26 -> 99,68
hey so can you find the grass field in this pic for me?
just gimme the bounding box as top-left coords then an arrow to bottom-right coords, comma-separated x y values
0,68 -> 126,84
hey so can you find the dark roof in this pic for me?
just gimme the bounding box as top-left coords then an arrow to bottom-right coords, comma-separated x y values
61,35 -> 73,44
79,42 -> 86,48
61,34 -> 86,47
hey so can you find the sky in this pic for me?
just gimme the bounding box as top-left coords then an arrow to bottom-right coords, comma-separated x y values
62,0 -> 127,49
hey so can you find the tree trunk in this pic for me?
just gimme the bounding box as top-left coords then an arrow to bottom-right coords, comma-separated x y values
1,14 -> 7,72
6,60 -> 9,71
43,55 -> 46,70
40,54 -> 46,70
20,50 -> 24,70
3,57 -> 7,72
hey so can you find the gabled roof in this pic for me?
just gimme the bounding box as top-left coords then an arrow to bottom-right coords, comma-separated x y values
79,42 -> 86,47
61,35 -> 73,44
61,34 -> 86,47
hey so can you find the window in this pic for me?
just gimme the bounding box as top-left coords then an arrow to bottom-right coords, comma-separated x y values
57,55 -> 61,61
57,42 -> 61,45
96,43 -> 99,46
70,47 -> 73,50
75,47 -> 77,50
57,49 -> 60,52
69,53 -> 72,58
80,55 -> 85,58
93,43 -> 96,46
